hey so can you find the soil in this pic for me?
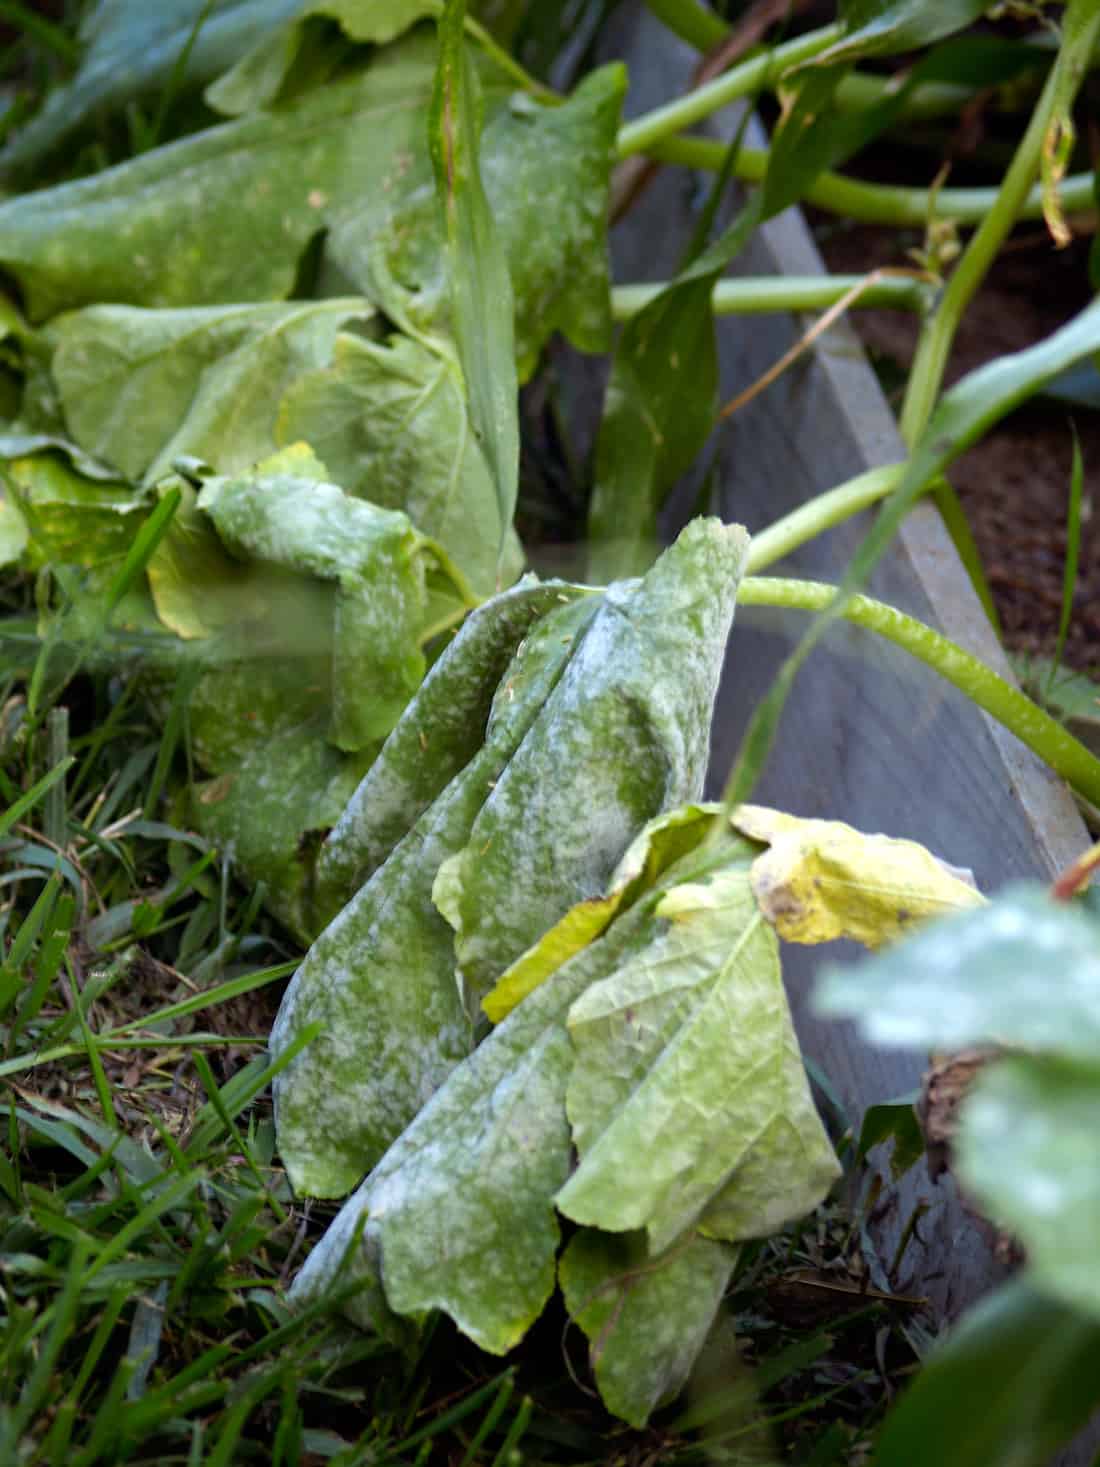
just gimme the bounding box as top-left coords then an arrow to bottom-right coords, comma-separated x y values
811,191 -> 1100,676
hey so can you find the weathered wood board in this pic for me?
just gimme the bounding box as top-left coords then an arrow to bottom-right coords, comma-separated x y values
606,10 -> 1094,1459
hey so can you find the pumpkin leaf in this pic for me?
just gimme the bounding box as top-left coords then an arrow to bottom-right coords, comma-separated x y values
50,298 -> 371,484
732,804 -> 983,950
559,1229 -> 739,1429
271,588 -> 598,1196
957,1055 -> 1100,1321
557,863 -> 840,1253
438,518 -> 749,1005
814,884 -> 1100,1060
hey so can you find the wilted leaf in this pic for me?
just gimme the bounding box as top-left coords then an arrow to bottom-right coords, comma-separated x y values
271,588 -> 598,1196
957,1055 -> 1100,1320
0,0 -> 301,176
732,804 -> 982,950
557,864 -> 840,1253
439,519 -> 749,1004
871,1280 -> 1100,1467
277,329 -> 511,597
51,298 -> 371,484
313,579 -> 593,912
289,830 -> 735,1349
482,803 -> 722,1023
559,1229 -> 738,1429
814,884 -> 1100,1060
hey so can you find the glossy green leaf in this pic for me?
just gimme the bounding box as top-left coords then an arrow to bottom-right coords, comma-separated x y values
50,298 -> 371,484
559,1229 -> 738,1429
0,0 -> 301,176
557,864 -> 840,1253
957,1056 -> 1100,1320
871,1279 -> 1100,1467
428,0 -> 517,565
817,0 -> 988,67
271,589 -> 598,1196
277,330 -> 510,597
814,884 -> 1100,1060
206,0 -> 439,115
439,519 -> 749,1004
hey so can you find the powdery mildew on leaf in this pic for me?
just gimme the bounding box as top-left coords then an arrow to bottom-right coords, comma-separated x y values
558,1228 -> 738,1428
314,580 -> 595,917
271,595 -> 600,1197
557,865 -> 840,1253
442,519 -> 749,1004
50,298 -> 371,484
289,875 -> 676,1350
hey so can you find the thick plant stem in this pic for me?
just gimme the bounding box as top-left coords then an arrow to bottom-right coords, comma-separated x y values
745,466 -> 906,573
738,576 -> 1100,808
642,0 -> 728,51
612,275 -> 929,321
645,135 -> 1097,227
899,0 -> 1100,444
616,23 -> 843,157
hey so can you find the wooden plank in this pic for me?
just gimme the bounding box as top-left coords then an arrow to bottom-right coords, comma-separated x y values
606,15 -> 1093,1445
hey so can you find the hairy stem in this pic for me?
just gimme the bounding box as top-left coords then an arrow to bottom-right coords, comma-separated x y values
737,576 -> 1100,807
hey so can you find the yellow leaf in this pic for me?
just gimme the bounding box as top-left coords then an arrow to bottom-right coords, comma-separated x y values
731,804 -> 983,950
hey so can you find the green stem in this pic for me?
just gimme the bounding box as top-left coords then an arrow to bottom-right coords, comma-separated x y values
899,0 -> 1100,444
612,274 -> 930,321
616,23 -> 843,158
745,465 -> 905,573
644,134 -> 1097,227
834,71 -> 978,119
642,0 -> 729,51
738,576 -> 1100,808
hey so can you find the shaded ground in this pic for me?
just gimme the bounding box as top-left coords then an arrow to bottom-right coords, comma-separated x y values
814,217 -> 1100,673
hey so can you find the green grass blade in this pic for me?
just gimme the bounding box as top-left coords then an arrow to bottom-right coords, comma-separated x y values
1046,424 -> 1084,700
0,756 -> 75,840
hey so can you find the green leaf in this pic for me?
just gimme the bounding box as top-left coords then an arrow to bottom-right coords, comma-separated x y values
440,520 -> 749,1004
428,0 -> 517,566
0,33 -> 464,320
0,449 -> 143,571
0,0 -> 302,176
313,578 -> 593,913
206,0 -> 440,115
355,60 -> 623,381
50,298 -> 371,484
817,0 -> 988,67
814,884 -> 1100,1060
557,864 -> 840,1253
871,1280 -> 1100,1467
271,586 -> 598,1196
483,801 -> 723,1023
585,204 -> 757,584
277,329 -> 510,598
197,450 -> 444,748
858,1100 -> 924,1181
289,835 -> 722,1349
957,1055 -> 1100,1320
190,720 -> 377,947
559,1229 -> 738,1429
